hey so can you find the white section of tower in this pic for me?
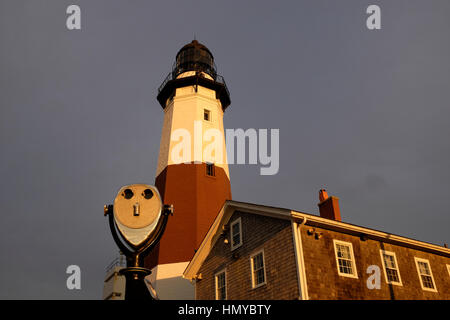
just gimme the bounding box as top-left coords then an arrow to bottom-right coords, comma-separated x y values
155,72 -> 229,178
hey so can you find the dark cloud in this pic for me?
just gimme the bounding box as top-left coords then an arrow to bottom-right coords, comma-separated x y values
1,0 -> 449,299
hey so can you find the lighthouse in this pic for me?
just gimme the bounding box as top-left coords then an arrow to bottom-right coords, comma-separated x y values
146,40 -> 232,299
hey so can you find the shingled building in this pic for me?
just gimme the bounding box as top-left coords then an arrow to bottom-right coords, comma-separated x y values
183,191 -> 450,300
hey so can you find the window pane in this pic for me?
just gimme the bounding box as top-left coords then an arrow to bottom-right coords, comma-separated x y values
254,254 -> 263,269
386,268 -> 399,282
232,222 -> 240,234
206,163 -> 215,176
383,255 -> 396,269
232,233 -> 240,246
204,109 -> 210,121
338,258 -> 353,274
418,262 -> 431,276
417,260 -> 434,289
335,243 -> 355,276
232,222 -> 241,246
422,275 -> 434,289
216,272 -> 226,300
252,253 -> 265,286
337,244 -> 351,259
383,253 -> 400,283
255,268 -> 265,285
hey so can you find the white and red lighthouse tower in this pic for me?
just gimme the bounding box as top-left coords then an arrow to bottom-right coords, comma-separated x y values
146,40 -> 232,299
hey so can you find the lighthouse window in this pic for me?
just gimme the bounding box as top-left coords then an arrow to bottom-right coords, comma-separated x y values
204,109 -> 211,121
206,162 -> 215,176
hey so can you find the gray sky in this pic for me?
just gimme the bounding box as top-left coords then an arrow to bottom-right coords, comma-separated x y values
1,0 -> 449,299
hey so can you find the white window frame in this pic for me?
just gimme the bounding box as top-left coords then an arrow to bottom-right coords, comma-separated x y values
250,249 -> 267,289
214,269 -> 227,300
414,257 -> 437,292
230,217 -> 243,250
333,239 -> 358,279
379,250 -> 403,286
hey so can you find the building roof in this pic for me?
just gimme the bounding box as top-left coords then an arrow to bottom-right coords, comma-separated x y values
176,40 -> 214,60
183,200 -> 450,280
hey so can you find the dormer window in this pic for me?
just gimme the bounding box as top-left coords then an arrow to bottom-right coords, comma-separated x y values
206,162 -> 215,176
230,218 -> 242,250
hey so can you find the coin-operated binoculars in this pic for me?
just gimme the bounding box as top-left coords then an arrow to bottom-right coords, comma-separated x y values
104,184 -> 173,300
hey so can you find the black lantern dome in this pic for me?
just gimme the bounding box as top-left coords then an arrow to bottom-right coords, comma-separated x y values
173,40 -> 217,79
157,40 -> 230,110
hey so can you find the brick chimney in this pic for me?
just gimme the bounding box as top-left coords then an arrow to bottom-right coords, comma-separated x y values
318,189 -> 341,221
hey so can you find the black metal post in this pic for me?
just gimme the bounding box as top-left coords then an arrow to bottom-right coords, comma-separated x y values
119,267 -> 153,300
104,202 -> 173,300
